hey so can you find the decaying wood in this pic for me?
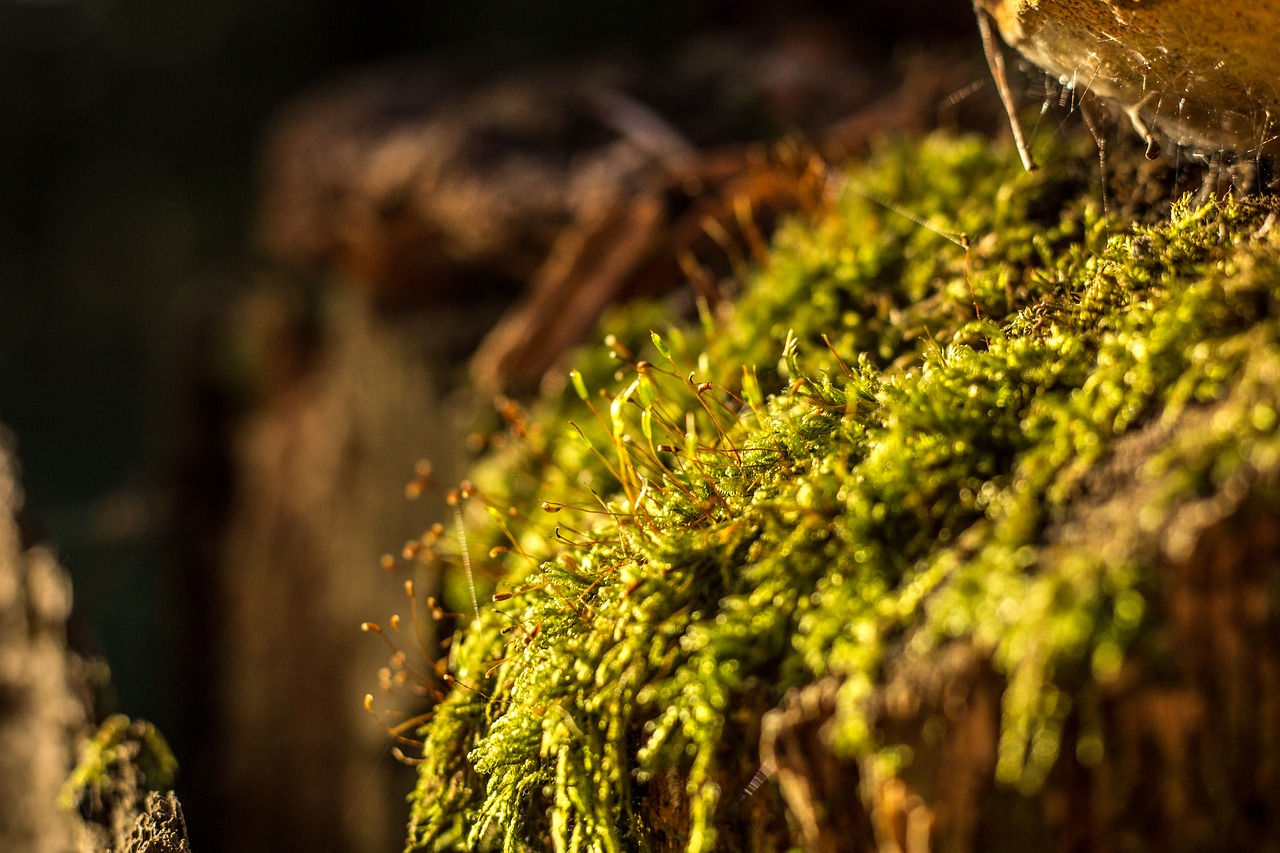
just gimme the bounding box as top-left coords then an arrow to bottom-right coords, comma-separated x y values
118,792 -> 192,853
67,722 -> 193,853
469,147 -> 833,391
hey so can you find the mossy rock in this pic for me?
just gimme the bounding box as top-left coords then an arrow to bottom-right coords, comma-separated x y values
401,132 -> 1280,852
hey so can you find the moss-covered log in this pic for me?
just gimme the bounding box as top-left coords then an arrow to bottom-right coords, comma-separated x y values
394,131 -> 1280,852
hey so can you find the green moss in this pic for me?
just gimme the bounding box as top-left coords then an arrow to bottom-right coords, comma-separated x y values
59,714 -> 179,811
404,132 -> 1280,851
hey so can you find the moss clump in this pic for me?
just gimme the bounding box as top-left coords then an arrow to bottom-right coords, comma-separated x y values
403,132 -> 1280,851
60,714 -> 179,812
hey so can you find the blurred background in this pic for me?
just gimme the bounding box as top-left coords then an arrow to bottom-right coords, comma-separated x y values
0,1 -> 984,850
0,0 -> 687,724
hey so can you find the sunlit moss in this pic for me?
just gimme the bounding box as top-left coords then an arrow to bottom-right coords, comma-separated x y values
404,132 -> 1280,851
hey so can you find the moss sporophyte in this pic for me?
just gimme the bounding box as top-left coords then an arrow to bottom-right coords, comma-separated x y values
380,132 -> 1280,851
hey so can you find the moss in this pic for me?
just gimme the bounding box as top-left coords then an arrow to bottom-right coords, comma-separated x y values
59,714 -> 179,812
401,131 -> 1280,851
